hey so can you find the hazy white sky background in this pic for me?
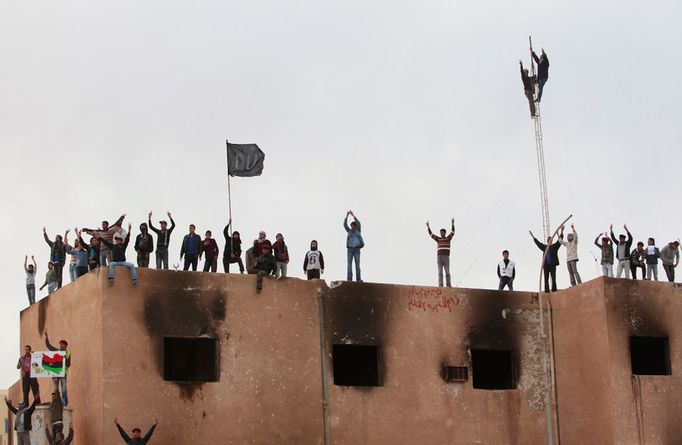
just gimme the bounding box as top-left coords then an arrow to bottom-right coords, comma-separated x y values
1,1 -> 681,388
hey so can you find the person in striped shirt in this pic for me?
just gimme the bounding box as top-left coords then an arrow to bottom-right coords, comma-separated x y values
427,218 -> 455,287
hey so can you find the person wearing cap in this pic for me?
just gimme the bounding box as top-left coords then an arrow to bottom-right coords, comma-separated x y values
304,240 -> 325,280
344,210 -> 364,282
645,237 -> 661,281
46,423 -> 74,445
255,244 -> 277,293
17,345 -> 40,405
4,395 -> 38,445
40,261 -> 59,295
180,224 -> 203,271
82,213 -> 126,268
558,224 -> 581,286
530,229 -> 562,292
594,232 -> 614,277
609,224 -> 633,279
115,417 -> 158,444
148,211 -> 176,269
660,241 -> 680,282
94,223 -> 137,286
43,227 -> 68,288
254,231 -> 272,259
201,230 -> 219,272
135,223 -> 154,268
497,250 -> 516,291
272,233 -> 290,278
426,217 -> 455,287
223,218 -> 245,273
45,331 -> 72,406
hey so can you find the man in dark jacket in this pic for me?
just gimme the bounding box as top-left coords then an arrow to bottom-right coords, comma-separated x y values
610,224 -> 633,279
519,60 -> 537,117
180,224 -> 203,271
630,242 -> 646,279
115,417 -> 157,444
201,230 -> 219,273
223,219 -> 244,273
530,230 -> 562,292
148,211 -> 175,269
135,223 -> 154,268
46,424 -> 74,445
48,390 -> 64,435
5,396 -> 38,445
531,48 -> 549,102
17,345 -> 40,405
43,228 -> 67,288
255,245 -> 277,293
95,224 -> 137,286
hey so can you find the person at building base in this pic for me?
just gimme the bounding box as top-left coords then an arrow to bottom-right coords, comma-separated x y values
4,395 -> 38,445
48,390 -> 64,435
344,210 -> 364,282
17,345 -> 40,405
115,418 -> 158,444
427,218 -> 455,287
497,250 -> 516,291
304,240 -> 325,280
530,229 -> 562,292
46,424 -> 74,445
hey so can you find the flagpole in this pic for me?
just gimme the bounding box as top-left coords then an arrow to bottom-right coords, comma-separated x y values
226,140 -> 235,265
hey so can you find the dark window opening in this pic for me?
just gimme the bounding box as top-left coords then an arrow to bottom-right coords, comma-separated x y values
630,336 -> 671,376
163,336 -> 219,382
442,365 -> 468,382
333,344 -> 382,386
471,349 -> 516,390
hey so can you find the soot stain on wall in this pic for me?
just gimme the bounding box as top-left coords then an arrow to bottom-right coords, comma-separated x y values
143,281 -> 228,401
38,297 -> 49,335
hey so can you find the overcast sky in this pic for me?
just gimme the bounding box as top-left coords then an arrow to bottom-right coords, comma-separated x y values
1,0 -> 681,388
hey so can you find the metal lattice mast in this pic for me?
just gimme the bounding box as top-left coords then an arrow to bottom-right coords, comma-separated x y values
529,36 -> 551,239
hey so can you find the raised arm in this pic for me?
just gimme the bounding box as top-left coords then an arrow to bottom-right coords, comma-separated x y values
594,235 -> 602,248
46,427 -> 54,443
4,397 -> 17,414
143,422 -> 157,442
148,211 -> 160,234
115,421 -> 131,442
168,212 -> 176,232
43,228 -> 54,247
45,333 -> 58,351
64,427 -> 74,444
111,213 -> 126,229
343,213 -> 350,232
24,255 -> 28,270
609,224 -> 618,244
426,221 -> 433,237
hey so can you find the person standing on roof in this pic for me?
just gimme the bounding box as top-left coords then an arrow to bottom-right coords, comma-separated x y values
148,211 -> 175,269
559,224 -> 581,286
610,224 -> 633,279
82,214 -> 126,268
180,224 -> 202,271
497,250 -> 516,291
519,60 -> 537,117
660,241 -> 680,282
530,229 -> 562,292
43,227 -> 67,288
427,218 -> 455,287
344,210 -> 364,282
630,242 -> 646,279
594,232 -> 614,277
304,240 -> 325,280
135,223 -> 154,268
531,48 -> 549,102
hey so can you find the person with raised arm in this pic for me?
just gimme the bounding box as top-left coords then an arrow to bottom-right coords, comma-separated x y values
559,224 -> 581,286
45,330 -> 71,406
427,217 -> 455,287
148,211 -> 175,269
610,224 -> 633,279
594,232 -> 614,277
520,60 -> 537,117
4,395 -> 38,445
46,423 -> 73,445
43,227 -> 67,288
24,255 -> 37,305
344,210 -> 364,282
66,229 -> 89,280
115,417 -> 158,444
40,261 -> 58,295
530,229 -> 562,292
82,213 -> 126,267
94,223 -> 137,286
531,48 -> 549,102
223,218 -> 244,273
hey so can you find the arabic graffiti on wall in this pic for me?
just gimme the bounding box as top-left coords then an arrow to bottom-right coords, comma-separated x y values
407,287 -> 459,313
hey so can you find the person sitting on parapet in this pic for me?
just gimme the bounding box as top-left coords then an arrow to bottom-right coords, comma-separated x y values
223,219 -> 245,274
24,255 -> 37,305
43,227 -> 67,288
344,210 -> 364,282
148,211 -> 175,269
594,233 -> 614,277
82,213 -> 126,267
519,60 -> 537,117
427,218 -> 455,287
645,237 -> 661,281
255,245 -> 277,293
180,224 -> 203,271
17,345 -> 40,405
529,229 -> 562,292
245,240 -> 258,274
610,224 -> 633,279
46,423 -> 73,445
497,250 -> 516,291
304,240 -> 325,280
660,241 -> 680,282
45,331 -> 71,406
48,390 -> 64,435
254,231 -> 272,259
115,417 -> 157,444
94,224 -> 137,286
40,261 -> 58,295
559,224 -> 581,286
272,233 -> 290,279
201,230 -> 220,273
135,223 -> 154,268
630,242 -> 646,279
531,48 -> 549,102
4,395 -> 38,445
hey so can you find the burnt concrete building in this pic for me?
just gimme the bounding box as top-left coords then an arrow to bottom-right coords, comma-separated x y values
5,269 -> 682,444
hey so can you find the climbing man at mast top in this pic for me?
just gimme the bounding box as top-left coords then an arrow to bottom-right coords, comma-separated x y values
520,60 -> 537,117
531,48 -> 549,102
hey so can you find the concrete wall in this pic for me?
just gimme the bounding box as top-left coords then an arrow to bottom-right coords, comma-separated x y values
9,271 -> 682,444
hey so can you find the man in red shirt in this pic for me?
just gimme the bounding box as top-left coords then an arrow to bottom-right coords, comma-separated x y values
427,218 -> 455,287
17,345 -> 40,405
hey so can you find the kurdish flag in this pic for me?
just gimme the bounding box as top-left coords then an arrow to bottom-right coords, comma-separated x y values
30,351 -> 66,378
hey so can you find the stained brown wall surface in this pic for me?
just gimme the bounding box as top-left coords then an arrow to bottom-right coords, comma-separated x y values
8,271 -> 682,445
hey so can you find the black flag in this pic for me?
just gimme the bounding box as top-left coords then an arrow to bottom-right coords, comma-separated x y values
227,142 -> 265,177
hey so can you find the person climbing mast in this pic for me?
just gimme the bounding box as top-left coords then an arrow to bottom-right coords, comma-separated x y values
531,48 -> 549,102
520,60 -> 537,117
